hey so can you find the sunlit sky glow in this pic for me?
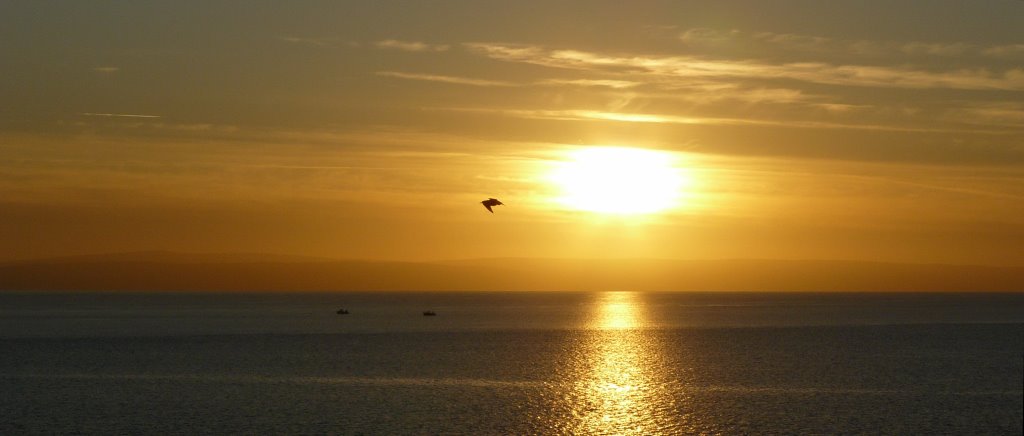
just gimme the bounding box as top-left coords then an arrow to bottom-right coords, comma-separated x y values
1,1 -> 1022,265
548,147 -> 690,215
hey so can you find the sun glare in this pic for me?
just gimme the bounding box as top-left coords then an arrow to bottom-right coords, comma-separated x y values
548,146 -> 689,215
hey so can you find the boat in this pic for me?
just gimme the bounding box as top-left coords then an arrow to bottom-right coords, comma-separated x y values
422,311 -> 437,316
336,308 -> 349,315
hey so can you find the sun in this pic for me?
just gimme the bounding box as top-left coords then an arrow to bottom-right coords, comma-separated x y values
548,146 -> 689,215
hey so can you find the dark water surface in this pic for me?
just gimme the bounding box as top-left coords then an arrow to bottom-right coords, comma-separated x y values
1,292 -> 1022,434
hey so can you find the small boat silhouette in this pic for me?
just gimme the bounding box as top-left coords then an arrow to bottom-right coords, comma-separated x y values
422,311 -> 437,316
336,308 -> 349,315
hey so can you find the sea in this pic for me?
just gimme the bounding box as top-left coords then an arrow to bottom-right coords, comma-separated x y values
1,291 -> 1021,435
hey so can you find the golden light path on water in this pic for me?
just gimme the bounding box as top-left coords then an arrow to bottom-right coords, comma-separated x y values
551,291 -> 687,434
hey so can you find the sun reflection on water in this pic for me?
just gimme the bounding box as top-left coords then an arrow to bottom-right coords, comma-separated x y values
594,293 -> 641,331
551,291 -> 681,435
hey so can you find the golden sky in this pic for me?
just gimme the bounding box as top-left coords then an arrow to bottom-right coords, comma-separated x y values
2,1 -> 1023,265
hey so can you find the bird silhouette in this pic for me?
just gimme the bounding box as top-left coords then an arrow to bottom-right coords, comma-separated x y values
481,198 -> 503,213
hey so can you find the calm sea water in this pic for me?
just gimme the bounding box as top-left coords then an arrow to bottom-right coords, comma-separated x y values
1,291 -> 1022,435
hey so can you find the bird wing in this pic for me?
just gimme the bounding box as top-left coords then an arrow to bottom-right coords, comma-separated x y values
483,203 -> 494,213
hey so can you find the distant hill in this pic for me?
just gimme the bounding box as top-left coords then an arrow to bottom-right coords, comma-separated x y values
2,252 -> 1023,292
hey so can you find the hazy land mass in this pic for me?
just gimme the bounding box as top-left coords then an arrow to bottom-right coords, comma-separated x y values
1,252 -> 1022,292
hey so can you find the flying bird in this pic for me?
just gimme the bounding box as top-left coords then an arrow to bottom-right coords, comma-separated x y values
481,198 -> 503,213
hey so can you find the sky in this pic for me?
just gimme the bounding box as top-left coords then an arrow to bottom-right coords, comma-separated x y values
2,1 -> 1023,265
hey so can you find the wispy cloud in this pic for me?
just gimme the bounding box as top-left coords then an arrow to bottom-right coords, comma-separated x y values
750,31 -> 973,57
657,85 -> 812,105
681,28 -> 839,53
814,103 -> 872,113
280,36 -> 341,47
752,31 -> 833,51
465,42 -> 1024,91
947,102 -> 1024,127
982,44 -> 1024,59
376,71 -> 515,87
900,42 -> 972,56
375,39 -> 449,52
537,78 -> 641,89
81,113 -> 161,118
679,27 -> 1022,61
679,28 -> 741,45
438,107 -> 1007,134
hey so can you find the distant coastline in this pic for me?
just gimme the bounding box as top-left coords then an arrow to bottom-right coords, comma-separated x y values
2,252 -> 1023,292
